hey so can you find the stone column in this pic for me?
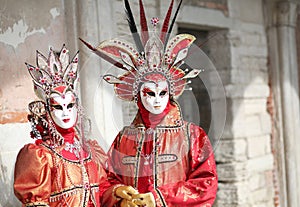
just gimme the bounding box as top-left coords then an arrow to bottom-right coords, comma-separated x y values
265,1 -> 300,206
277,2 -> 300,206
68,0 -> 122,152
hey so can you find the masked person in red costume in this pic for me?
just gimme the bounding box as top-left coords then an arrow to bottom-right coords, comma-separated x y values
81,0 -> 218,206
14,45 -> 109,207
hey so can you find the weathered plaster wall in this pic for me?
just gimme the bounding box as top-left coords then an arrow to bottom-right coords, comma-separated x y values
0,1 -> 68,206
0,0 -> 68,124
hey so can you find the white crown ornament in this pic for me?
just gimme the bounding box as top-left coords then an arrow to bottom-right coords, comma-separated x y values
25,45 -> 79,101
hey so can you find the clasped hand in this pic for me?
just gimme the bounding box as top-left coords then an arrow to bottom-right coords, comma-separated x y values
115,185 -> 155,207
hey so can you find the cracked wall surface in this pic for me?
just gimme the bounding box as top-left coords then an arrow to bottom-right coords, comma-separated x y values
0,0 -> 67,124
0,1 -> 68,206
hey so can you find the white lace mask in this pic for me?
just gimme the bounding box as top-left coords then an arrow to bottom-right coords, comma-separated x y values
140,81 -> 169,114
49,91 -> 78,129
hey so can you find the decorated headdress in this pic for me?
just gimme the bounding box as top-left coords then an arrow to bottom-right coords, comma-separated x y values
26,45 -> 80,145
80,0 -> 201,102
26,44 -> 79,101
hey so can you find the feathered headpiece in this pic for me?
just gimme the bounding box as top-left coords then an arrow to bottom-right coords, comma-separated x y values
26,44 -> 79,101
80,0 -> 201,101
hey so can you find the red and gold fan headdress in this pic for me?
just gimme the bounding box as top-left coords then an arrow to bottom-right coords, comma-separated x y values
81,0 -> 201,101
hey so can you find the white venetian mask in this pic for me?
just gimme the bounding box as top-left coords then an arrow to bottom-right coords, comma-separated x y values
140,81 -> 169,114
48,91 -> 78,129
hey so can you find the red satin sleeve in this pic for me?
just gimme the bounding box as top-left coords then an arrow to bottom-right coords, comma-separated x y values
14,143 -> 52,206
153,124 -> 218,206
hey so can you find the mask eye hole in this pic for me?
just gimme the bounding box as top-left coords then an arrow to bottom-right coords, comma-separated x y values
159,90 -> 167,96
51,105 -> 63,110
146,91 -> 156,97
67,103 -> 75,109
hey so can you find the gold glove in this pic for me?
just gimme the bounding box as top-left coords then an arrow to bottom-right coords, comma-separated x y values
132,192 -> 156,207
120,199 -> 139,207
115,185 -> 139,200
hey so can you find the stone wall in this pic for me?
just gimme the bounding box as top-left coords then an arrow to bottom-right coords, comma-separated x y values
214,28 -> 274,206
213,1 -> 274,206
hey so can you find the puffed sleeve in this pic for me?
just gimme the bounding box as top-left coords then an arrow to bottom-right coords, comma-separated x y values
14,143 -> 52,206
86,139 -> 108,170
152,123 -> 218,207
86,139 -> 112,197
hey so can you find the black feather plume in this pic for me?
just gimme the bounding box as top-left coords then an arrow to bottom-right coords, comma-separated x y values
164,0 -> 183,50
79,38 -> 127,70
124,0 -> 144,54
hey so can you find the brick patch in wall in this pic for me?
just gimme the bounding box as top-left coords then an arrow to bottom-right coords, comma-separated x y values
0,111 -> 28,124
267,82 -> 280,207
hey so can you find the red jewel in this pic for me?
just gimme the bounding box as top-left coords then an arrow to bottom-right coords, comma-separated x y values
69,72 -> 75,78
84,183 -> 90,189
35,139 -> 43,145
36,125 -> 44,133
106,77 -> 110,81
63,49 -> 66,53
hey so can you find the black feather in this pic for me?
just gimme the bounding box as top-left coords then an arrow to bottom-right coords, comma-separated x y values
164,0 -> 183,50
124,0 -> 144,54
79,38 -> 127,70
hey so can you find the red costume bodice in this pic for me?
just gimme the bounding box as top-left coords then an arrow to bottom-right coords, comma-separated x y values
102,101 -> 218,207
